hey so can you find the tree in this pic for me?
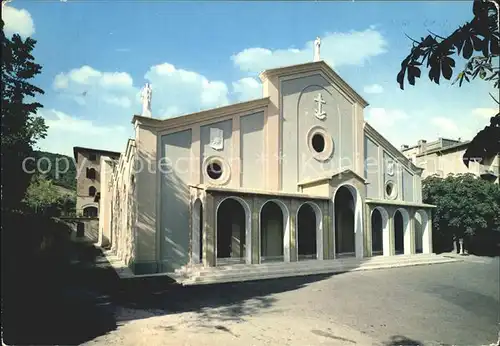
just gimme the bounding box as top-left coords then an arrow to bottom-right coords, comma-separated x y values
1,19 -> 47,211
23,176 -> 60,215
422,173 -> 500,254
397,0 -> 499,167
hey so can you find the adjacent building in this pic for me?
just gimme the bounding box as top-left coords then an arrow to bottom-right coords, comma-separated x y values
72,147 -> 120,243
97,59 -> 437,283
401,138 -> 499,183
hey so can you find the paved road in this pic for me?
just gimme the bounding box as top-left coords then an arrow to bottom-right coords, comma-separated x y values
85,256 -> 499,345
270,256 -> 500,345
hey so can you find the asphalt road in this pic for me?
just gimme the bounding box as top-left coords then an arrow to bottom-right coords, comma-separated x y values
95,255 -> 499,345
265,256 -> 500,345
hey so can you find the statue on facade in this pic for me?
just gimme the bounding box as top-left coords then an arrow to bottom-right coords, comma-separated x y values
314,37 -> 321,62
140,83 -> 152,117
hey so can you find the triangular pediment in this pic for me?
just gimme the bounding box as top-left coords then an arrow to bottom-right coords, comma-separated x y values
259,61 -> 369,108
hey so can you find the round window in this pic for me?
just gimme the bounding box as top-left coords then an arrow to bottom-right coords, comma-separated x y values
385,181 -> 397,199
206,161 -> 222,180
203,156 -> 231,185
307,126 -> 334,162
311,133 -> 325,153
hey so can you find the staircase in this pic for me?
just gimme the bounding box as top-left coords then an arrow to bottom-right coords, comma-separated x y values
171,253 -> 461,286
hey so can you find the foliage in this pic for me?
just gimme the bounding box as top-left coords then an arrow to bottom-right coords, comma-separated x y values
1,19 -> 47,211
422,173 -> 500,252
24,175 -> 76,216
33,150 -> 77,190
397,0 -> 500,167
24,176 -> 60,213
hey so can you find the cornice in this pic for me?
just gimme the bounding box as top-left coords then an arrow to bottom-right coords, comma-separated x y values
366,198 -> 436,209
132,97 -> 270,133
188,184 -> 331,200
364,122 -> 423,175
259,61 -> 369,108
297,168 -> 367,187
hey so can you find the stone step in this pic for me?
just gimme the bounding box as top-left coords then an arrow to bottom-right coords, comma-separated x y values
179,255 -> 460,286
195,257 -> 446,279
186,254 -> 442,277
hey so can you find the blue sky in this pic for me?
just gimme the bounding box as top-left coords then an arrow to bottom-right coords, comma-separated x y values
2,0 -> 497,156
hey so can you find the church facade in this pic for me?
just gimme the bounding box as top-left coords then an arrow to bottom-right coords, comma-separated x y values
99,60 -> 435,277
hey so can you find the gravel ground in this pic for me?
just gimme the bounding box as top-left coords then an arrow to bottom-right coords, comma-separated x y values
82,256 -> 499,346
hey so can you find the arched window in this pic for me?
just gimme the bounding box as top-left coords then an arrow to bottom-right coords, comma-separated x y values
86,168 -> 97,180
88,186 -> 96,197
83,206 -> 98,218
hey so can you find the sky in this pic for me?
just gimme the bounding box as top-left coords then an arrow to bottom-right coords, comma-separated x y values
2,0 -> 498,157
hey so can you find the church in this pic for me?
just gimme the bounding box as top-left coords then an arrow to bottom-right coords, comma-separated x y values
97,39 -> 438,284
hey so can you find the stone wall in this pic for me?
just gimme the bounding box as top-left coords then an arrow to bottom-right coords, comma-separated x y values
61,217 -> 99,243
109,140 -> 136,268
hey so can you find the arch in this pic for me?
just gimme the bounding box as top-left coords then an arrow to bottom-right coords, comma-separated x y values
215,196 -> 252,265
88,186 -> 97,197
296,202 -> 323,260
371,206 -> 389,256
414,209 -> 430,254
83,206 -> 98,218
191,199 -> 203,264
333,184 -> 364,258
394,208 -> 410,255
86,167 -> 97,180
259,199 -> 290,263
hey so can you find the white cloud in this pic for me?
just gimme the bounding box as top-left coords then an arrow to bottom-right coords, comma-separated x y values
103,96 -> 132,108
144,62 -> 229,118
99,72 -> 134,89
1,5 -> 35,38
363,84 -> 384,94
36,109 -> 132,156
472,107 -> 498,119
53,66 -> 137,109
429,116 -> 462,139
53,66 -> 133,90
366,107 -> 408,128
366,107 -> 495,151
232,27 -> 387,73
232,77 -> 262,102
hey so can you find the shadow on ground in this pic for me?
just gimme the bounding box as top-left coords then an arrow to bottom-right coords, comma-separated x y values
381,335 -> 424,346
2,243 -> 335,345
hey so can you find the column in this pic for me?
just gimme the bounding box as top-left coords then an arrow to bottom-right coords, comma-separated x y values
354,201 -> 364,259
322,201 -> 331,260
203,193 -> 216,267
289,200 -> 299,262
406,212 -> 416,255
423,210 -> 433,254
385,213 -> 394,256
283,199 -> 292,263
251,197 -> 264,264
365,205 -> 373,257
